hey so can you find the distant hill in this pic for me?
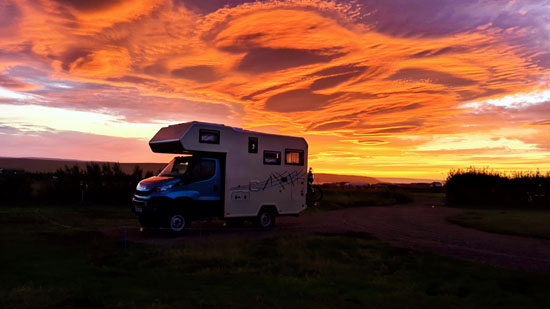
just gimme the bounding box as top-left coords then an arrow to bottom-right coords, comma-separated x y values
0,157 -> 166,175
0,158 -> 379,183
376,177 -> 443,184
314,173 -> 380,184
0,157 -> 442,184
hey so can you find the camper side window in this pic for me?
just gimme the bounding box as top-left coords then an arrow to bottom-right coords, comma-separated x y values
263,151 -> 281,165
199,129 -> 220,144
285,149 -> 304,165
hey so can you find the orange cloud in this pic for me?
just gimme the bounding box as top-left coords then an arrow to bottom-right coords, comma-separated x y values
0,0 -> 549,178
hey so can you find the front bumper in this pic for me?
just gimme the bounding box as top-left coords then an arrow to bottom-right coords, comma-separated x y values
132,197 -> 156,214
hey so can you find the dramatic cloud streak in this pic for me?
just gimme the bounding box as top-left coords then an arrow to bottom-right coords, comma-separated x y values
1,0 -> 549,178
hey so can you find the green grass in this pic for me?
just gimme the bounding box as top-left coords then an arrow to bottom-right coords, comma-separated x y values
0,204 -> 136,229
410,191 -> 446,199
308,186 -> 414,211
447,209 -> 550,240
1,205 -> 550,308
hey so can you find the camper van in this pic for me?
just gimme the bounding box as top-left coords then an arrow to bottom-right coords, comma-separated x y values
132,121 -> 308,232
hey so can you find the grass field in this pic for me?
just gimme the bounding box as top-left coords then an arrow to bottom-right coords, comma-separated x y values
308,185 -> 414,211
2,204 -> 550,308
447,209 -> 550,240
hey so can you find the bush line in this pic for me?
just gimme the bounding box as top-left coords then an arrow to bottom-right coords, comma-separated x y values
445,167 -> 550,208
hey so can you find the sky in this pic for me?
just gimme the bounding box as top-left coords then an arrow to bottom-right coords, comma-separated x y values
0,0 -> 549,180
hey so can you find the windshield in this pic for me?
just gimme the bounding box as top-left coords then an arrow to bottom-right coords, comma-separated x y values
158,156 -> 192,177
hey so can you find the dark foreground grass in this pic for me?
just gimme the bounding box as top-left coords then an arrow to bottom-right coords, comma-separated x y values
447,209 -> 550,240
1,206 -> 550,308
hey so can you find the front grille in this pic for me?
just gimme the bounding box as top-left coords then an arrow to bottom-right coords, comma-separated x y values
135,190 -> 152,197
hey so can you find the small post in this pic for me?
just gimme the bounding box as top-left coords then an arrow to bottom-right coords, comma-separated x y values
80,181 -> 85,204
124,229 -> 127,249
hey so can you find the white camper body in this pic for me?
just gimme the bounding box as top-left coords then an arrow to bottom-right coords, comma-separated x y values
148,121 -> 308,219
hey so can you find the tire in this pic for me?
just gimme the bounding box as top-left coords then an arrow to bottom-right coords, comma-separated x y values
256,209 -> 276,229
167,212 -> 190,233
307,185 -> 323,202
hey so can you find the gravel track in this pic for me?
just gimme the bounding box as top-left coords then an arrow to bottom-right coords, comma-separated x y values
110,198 -> 550,272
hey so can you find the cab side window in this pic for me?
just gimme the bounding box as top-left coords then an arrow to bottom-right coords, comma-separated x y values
190,159 -> 216,182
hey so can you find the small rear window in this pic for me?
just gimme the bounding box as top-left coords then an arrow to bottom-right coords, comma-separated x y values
199,129 -> 220,144
248,137 -> 258,153
285,149 -> 304,165
263,151 -> 281,165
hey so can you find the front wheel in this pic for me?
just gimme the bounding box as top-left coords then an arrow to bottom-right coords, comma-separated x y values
168,212 -> 190,233
256,209 -> 276,229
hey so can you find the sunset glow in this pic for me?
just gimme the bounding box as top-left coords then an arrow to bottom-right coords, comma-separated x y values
1,0 -> 549,179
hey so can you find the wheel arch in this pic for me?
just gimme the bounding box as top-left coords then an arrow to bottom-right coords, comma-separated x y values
257,204 -> 279,216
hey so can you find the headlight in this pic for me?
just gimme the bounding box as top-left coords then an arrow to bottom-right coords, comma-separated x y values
155,184 -> 174,192
136,183 -> 147,191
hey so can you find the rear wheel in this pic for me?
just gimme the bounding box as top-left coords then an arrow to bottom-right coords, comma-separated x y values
256,209 -> 276,229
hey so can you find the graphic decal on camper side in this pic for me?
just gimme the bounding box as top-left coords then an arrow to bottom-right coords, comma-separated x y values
230,170 -> 307,192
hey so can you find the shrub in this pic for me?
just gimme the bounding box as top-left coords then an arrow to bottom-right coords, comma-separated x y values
445,167 -> 550,208
0,163 -> 146,206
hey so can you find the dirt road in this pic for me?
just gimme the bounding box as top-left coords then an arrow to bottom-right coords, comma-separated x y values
119,198 -> 550,272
